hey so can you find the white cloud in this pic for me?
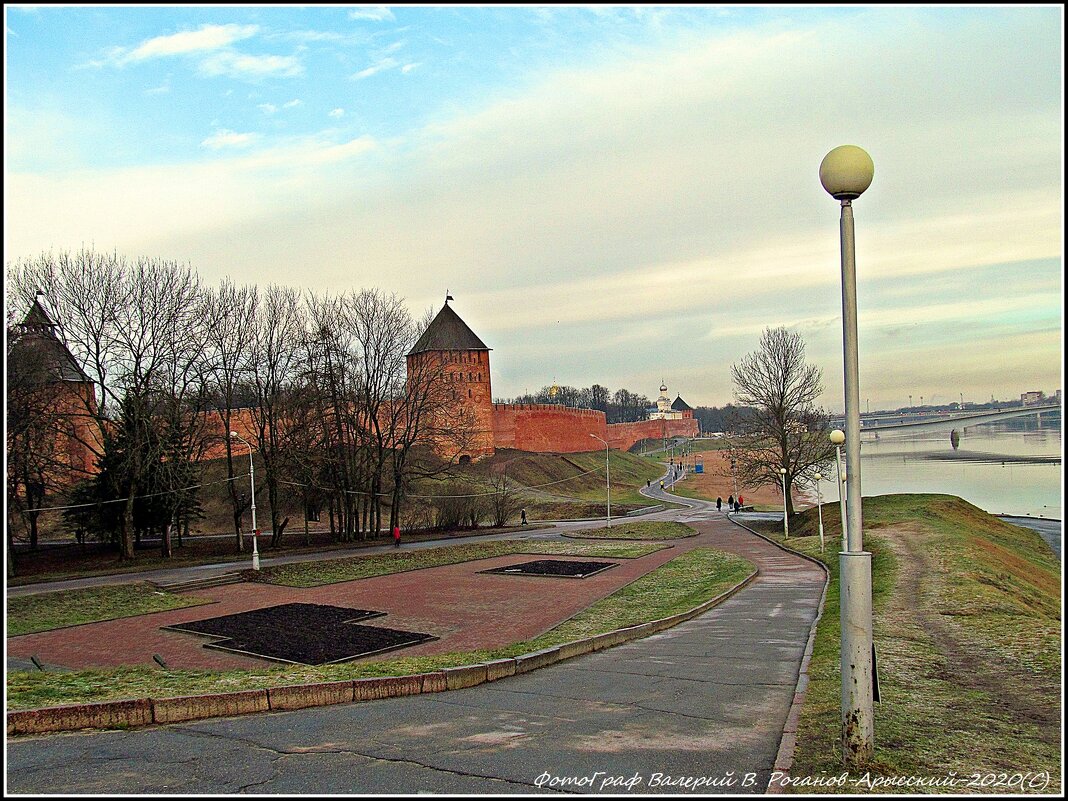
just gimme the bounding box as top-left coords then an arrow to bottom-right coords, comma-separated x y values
283,99 -> 303,108
199,52 -> 303,79
258,103 -> 278,114
401,62 -> 421,74
351,58 -> 397,80
200,129 -> 259,150
329,108 -> 345,118
118,24 -> 258,64
6,10 -> 1061,405
348,6 -> 395,22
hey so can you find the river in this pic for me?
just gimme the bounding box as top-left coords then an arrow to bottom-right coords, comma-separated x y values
811,410 -> 1062,521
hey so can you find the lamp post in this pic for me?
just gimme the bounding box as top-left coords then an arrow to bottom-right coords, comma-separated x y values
821,145 -> 875,765
589,434 -> 611,527
831,429 -> 848,552
230,431 -> 259,570
814,472 -> 825,552
779,467 -> 789,539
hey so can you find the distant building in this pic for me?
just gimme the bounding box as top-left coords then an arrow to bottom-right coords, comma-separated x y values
1021,391 -> 1045,406
648,383 -> 684,421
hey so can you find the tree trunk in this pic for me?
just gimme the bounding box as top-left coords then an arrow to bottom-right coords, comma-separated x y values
120,493 -> 136,560
161,521 -> 172,558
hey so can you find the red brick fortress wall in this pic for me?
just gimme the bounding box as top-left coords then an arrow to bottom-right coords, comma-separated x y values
492,404 -> 609,454
606,418 -> 699,451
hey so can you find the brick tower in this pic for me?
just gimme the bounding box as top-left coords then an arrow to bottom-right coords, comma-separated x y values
9,298 -> 102,482
406,301 -> 494,462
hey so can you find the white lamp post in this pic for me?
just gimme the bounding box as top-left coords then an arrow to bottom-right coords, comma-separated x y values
814,472 -> 825,552
779,466 -> 789,539
589,434 -> 611,527
821,144 -> 875,765
230,431 -> 259,570
831,429 -> 848,552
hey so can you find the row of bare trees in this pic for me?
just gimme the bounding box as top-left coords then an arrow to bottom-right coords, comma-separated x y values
7,249 -> 468,563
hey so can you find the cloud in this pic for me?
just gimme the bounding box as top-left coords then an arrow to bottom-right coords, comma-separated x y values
329,108 -> 345,118
349,6 -> 395,22
351,57 -> 398,80
117,24 -> 259,64
6,9 -> 1061,406
401,62 -> 421,74
198,51 -> 303,79
200,129 -> 259,149
258,103 -> 278,114
283,99 -> 303,108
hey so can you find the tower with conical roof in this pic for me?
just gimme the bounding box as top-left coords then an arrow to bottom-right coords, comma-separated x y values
406,300 -> 494,462
9,298 -> 102,480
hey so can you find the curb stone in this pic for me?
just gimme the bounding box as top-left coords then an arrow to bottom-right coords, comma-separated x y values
7,560 -> 758,736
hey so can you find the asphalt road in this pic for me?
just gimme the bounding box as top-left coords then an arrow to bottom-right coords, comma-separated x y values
6,472 -> 827,794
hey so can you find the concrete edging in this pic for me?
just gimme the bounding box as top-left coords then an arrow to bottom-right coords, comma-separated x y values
726,517 -> 831,793
7,563 -> 759,736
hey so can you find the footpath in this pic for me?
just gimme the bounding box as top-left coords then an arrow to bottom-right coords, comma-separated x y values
6,501 -> 827,794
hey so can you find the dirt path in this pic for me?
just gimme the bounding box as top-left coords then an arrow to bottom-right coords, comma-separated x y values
879,524 -> 1060,746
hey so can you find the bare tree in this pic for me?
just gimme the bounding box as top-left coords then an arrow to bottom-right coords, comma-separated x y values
8,250 -> 207,559
204,281 -> 259,551
248,285 -> 305,546
730,327 -> 834,516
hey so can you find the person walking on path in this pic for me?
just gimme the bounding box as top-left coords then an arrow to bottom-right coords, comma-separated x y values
520,509 -> 528,526
717,497 -> 722,512
739,494 -> 744,509
728,495 -> 735,512
393,525 -> 401,548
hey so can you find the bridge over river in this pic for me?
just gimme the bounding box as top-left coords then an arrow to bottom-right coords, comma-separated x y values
829,403 -> 1061,438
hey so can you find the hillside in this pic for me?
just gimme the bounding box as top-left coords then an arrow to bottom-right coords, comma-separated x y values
753,494 -> 1061,791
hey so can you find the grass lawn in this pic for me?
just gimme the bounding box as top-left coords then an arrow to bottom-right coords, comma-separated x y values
6,546 -> 754,711
561,521 -> 696,540
749,494 -> 1061,793
244,538 -> 666,588
7,583 -> 214,637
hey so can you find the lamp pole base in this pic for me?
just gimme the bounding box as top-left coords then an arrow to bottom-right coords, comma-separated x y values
839,550 -> 874,766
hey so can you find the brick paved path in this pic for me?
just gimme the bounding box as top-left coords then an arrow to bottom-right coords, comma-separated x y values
9,526 -> 710,671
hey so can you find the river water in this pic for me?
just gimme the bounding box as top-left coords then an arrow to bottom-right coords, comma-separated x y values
811,411 -> 1062,521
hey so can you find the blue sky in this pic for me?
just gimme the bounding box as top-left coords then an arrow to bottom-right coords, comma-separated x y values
4,4 -> 1063,411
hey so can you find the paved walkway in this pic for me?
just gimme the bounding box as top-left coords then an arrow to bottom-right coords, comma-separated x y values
6,506 -> 826,794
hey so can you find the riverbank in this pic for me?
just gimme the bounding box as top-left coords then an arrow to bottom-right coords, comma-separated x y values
749,494 -> 1061,793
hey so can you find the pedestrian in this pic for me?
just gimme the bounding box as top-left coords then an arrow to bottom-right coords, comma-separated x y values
739,494 -> 744,509
716,496 -> 722,511
521,509 -> 528,526
660,480 -> 665,490
728,494 -> 734,510
393,524 -> 401,548
734,499 -> 740,512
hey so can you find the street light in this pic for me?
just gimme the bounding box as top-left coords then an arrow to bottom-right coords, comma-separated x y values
822,145 -> 875,765
831,429 -> 848,552
589,434 -> 611,527
230,431 -> 259,570
779,467 -> 789,539
814,472 -> 825,552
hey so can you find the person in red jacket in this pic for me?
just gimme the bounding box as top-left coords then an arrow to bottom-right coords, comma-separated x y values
393,525 -> 401,548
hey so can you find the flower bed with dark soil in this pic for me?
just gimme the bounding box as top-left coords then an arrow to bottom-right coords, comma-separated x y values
162,603 -> 436,665
480,559 -> 618,578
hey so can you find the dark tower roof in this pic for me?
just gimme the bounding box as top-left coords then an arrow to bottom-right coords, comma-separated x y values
671,395 -> 693,411
407,303 -> 490,356
14,299 -> 91,383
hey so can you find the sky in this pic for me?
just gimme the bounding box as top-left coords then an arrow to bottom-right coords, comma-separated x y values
4,4 -> 1063,412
